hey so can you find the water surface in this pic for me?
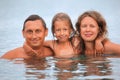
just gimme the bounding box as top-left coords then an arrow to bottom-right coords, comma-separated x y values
0,55 -> 120,80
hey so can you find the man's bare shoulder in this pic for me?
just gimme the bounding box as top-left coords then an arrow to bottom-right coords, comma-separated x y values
1,47 -> 25,60
6,47 -> 24,54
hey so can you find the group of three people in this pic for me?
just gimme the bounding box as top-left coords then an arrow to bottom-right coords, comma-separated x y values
1,10 -> 120,60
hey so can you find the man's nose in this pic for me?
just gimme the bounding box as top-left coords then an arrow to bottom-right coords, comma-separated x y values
32,32 -> 37,38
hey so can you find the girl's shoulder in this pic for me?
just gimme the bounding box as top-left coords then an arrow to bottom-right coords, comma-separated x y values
44,40 -> 58,49
45,40 -> 58,44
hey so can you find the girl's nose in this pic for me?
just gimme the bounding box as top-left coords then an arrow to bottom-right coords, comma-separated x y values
59,30 -> 63,35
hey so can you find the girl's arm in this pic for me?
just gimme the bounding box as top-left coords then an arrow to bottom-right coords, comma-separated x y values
44,40 -> 54,50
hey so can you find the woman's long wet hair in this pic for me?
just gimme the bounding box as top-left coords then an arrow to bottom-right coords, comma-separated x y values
75,10 -> 108,55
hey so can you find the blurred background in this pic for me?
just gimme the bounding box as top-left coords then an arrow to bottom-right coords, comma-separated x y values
0,0 -> 120,56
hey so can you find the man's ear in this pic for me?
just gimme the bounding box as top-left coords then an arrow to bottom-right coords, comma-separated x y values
45,28 -> 48,36
22,30 -> 25,38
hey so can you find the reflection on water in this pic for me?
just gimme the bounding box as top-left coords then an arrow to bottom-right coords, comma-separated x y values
0,56 -> 120,80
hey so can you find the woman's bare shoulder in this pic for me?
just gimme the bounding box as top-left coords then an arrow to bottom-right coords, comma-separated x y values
103,39 -> 120,54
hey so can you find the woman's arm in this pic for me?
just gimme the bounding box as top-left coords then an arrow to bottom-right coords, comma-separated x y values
95,36 -> 105,54
104,40 -> 120,54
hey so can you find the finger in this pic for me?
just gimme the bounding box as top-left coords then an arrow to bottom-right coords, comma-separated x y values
94,50 -> 97,57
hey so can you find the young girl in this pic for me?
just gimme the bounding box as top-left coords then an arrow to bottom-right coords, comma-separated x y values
44,13 -> 77,58
44,12 -> 104,58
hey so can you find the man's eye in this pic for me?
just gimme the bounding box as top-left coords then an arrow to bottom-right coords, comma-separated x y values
27,30 -> 33,34
36,30 -> 41,33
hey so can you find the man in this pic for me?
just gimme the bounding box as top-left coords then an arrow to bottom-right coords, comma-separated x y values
1,15 -> 53,60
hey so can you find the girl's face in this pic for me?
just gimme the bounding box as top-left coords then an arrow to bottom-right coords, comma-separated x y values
54,20 -> 71,42
80,16 -> 99,42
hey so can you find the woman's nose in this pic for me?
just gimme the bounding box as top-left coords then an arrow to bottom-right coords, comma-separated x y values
86,26 -> 90,31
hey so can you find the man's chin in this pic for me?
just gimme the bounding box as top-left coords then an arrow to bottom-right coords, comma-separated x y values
31,44 -> 41,48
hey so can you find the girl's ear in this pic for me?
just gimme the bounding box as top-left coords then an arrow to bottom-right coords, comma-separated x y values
54,33 -> 56,36
69,29 -> 75,38
69,28 -> 73,34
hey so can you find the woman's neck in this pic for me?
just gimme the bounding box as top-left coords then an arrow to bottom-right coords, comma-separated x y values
84,41 -> 95,50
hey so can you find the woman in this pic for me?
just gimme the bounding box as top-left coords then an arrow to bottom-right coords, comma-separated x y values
76,10 -> 120,55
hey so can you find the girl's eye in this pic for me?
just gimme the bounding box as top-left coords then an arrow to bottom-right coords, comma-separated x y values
56,29 -> 60,32
64,28 -> 67,31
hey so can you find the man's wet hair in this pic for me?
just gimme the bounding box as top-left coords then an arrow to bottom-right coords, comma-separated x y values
23,14 -> 47,31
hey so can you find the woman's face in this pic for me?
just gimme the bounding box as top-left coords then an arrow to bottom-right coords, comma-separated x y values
80,16 -> 99,42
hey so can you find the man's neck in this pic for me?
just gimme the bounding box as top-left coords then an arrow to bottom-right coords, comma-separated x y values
31,46 -> 44,54
23,42 -> 44,55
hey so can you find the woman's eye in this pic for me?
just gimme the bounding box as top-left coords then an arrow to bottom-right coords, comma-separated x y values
90,24 -> 95,28
81,25 -> 87,28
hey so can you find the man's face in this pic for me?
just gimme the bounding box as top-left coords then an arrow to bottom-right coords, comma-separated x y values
23,20 -> 48,49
